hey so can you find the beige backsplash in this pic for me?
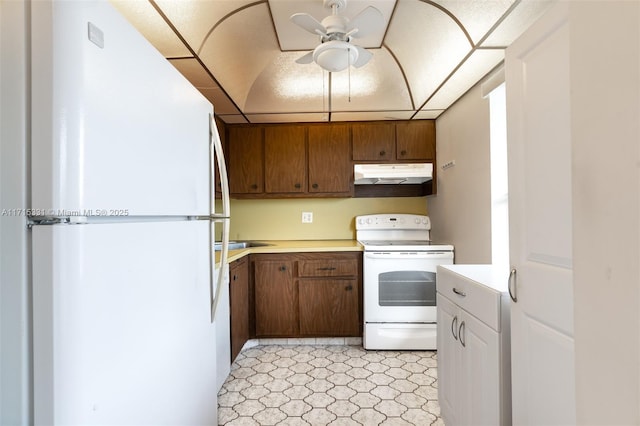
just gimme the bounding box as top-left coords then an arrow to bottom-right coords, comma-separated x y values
216,197 -> 428,241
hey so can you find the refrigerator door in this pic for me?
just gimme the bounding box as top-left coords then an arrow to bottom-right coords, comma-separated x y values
32,220 -> 217,425
31,0 -> 211,216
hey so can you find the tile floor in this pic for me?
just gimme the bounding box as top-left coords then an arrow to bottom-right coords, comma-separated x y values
217,344 -> 442,425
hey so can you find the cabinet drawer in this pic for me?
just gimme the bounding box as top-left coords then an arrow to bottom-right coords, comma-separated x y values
437,266 -> 503,331
299,259 -> 358,277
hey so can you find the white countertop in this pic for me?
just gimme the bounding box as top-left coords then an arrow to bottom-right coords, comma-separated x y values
216,239 -> 363,264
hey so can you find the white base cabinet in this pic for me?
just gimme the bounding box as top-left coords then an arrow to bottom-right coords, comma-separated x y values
437,265 -> 511,426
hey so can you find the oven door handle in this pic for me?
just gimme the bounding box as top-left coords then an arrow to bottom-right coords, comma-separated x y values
364,252 -> 453,260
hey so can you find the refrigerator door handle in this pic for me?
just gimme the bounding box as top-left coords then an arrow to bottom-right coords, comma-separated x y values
210,114 -> 230,220
210,114 -> 231,322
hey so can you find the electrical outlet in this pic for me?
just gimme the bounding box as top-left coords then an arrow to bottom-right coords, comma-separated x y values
301,212 -> 313,223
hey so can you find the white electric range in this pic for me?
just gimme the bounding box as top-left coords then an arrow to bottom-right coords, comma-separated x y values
356,214 -> 454,350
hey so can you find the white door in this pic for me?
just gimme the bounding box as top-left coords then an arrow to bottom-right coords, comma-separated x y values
505,3 -> 575,425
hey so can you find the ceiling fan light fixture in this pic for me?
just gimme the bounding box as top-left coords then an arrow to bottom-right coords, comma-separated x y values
313,40 -> 358,72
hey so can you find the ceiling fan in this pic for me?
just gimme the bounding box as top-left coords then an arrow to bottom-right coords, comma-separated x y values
290,0 -> 384,72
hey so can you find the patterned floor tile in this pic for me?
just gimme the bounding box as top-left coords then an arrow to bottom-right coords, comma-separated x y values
218,345 -> 441,425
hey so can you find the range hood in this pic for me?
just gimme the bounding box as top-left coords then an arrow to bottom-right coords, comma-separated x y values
354,163 -> 433,185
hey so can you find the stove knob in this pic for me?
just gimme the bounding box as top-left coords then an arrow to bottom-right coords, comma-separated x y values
415,218 -> 421,224
366,218 -> 373,224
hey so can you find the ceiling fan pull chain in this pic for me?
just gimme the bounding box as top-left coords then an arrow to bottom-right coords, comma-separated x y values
348,47 -> 351,102
323,69 -> 327,118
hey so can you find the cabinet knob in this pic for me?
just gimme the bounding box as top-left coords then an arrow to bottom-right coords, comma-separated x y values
251,184 -> 258,190
400,150 -> 407,156
294,183 -> 301,189
279,265 -> 287,272
345,285 -> 353,291
379,150 -> 386,156
312,183 -> 318,189
233,274 -> 237,281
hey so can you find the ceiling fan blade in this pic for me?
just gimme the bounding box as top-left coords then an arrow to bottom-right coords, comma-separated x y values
290,13 -> 327,36
352,45 -> 373,68
295,51 -> 315,65
347,6 -> 383,39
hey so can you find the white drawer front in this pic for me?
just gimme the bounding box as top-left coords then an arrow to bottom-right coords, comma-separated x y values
437,266 -> 503,331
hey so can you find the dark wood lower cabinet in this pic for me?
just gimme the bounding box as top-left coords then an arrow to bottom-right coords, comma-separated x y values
229,257 -> 250,362
253,257 -> 298,336
299,279 -> 360,336
252,252 -> 362,338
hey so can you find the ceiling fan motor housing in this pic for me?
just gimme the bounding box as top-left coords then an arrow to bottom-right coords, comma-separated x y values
321,14 -> 349,35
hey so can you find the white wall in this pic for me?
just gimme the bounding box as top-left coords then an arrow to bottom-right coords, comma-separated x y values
429,82 -> 492,264
571,1 -> 640,423
0,1 -> 31,424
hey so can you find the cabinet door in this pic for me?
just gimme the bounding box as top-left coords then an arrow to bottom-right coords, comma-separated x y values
264,126 -> 306,194
308,125 -> 352,194
227,127 -> 264,194
229,257 -> 249,362
351,122 -> 395,161
254,258 -> 298,336
438,293 -> 504,426
395,120 -> 435,161
436,293 -> 461,426
299,279 -> 359,336
459,309 -> 501,425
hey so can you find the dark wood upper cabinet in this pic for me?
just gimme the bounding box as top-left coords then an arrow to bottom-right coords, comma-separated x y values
351,122 -> 395,161
308,124 -> 352,195
396,120 -> 436,161
225,120 -> 437,198
264,126 -> 306,194
227,126 -> 264,194
352,120 -> 435,162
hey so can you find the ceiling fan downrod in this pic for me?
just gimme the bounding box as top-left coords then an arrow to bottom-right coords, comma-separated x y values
324,0 -> 347,14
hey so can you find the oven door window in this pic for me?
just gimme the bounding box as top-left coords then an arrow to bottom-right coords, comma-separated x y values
378,271 -> 436,307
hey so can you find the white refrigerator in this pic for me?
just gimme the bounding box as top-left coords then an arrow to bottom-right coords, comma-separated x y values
29,0 -> 230,424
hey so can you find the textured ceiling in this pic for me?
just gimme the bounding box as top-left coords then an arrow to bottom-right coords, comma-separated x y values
111,0 -> 554,124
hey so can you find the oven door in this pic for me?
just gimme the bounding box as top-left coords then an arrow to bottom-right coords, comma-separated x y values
363,251 -> 453,323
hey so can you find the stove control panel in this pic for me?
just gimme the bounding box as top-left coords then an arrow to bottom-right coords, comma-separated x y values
356,214 -> 430,230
